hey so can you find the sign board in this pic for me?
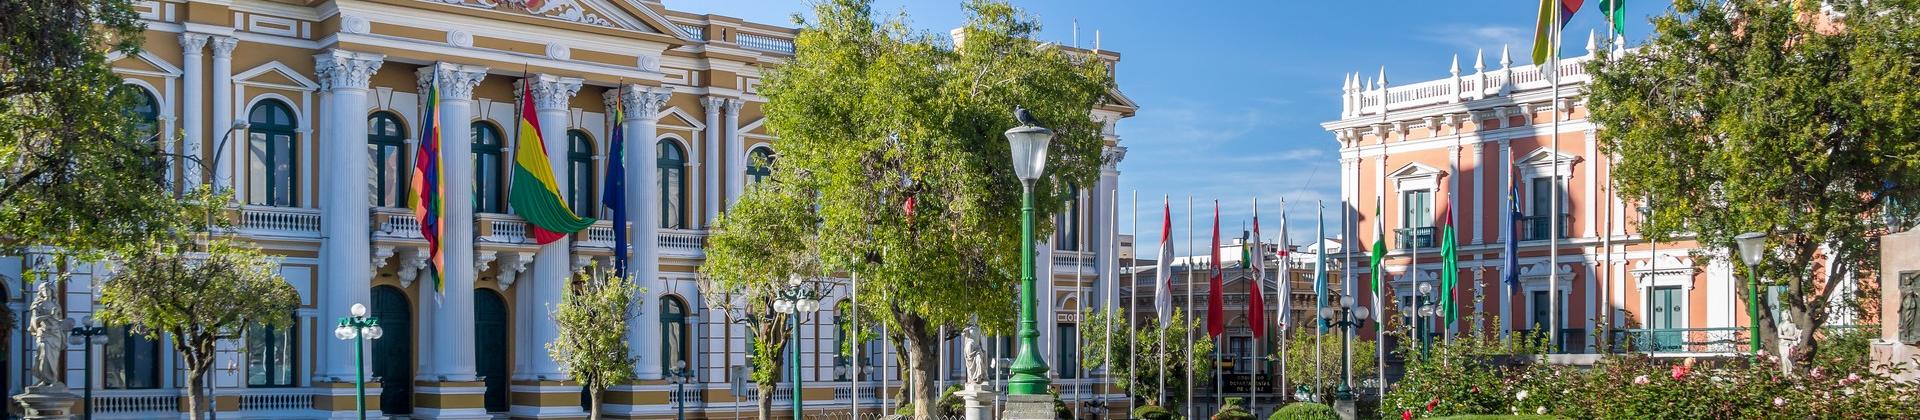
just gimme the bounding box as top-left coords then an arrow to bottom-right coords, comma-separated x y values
729,365 -> 750,397
1222,373 -> 1273,393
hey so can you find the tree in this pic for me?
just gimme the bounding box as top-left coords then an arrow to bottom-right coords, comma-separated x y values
1079,308 -> 1215,413
700,180 -> 827,419
547,267 -> 639,420
1586,0 -> 1920,368
741,0 -> 1114,416
1275,327 -> 1377,399
0,0 -> 187,255
94,236 -> 300,419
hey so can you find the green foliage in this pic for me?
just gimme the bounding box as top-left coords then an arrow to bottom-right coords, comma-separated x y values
1276,326 -> 1379,399
1133,404 -> 1178,420
1212,397 -> 1255,420
1814,325 -> 1878,373
1268,402 -> 1336,420
1079,308 -> 1215,412
1382,325 -> 1550,419
700,180 -> 819,418
95,235 -> 298,419
1427,416 -> 1559,420
0,0 -> 190,255
713,0 -> 1116,416
1586,0 -> 1920,367
933,384 -> 965,417
547,266 -> 640,418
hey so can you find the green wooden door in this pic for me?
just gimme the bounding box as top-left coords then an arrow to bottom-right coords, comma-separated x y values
1650,287 -> 1682,351
476,289 -> 510,413
371,286 -> 412,415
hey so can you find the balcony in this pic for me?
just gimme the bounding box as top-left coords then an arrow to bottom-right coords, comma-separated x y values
1395,226 -> 1436,249
658,228 -> 708,258
1520,214 -> 1571,241
476,213 -> 530,244
234,206 -> 321,238
736,33 -> 795,54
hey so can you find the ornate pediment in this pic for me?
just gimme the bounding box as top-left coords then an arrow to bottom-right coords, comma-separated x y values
429,0 -> 682,37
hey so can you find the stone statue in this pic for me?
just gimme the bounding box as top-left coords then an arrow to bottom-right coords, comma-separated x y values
963,322 -> 988,389
1900,271 -> 1920,344
27,281 -> 69,389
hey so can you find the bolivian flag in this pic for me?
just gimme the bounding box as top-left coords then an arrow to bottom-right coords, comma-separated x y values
510,82 -> 596,244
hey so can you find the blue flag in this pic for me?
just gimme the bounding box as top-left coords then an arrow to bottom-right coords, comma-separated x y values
603,106 -> 629,278
1504,166 -> 1522,295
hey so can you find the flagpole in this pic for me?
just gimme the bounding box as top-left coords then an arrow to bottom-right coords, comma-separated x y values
1185,195 -> 1195,419
1548,0 -> 1563,354
1109,189 -> 1119,410
1074,188 -> 1086,420
1129,190 -> 1138,409
1277,199 -> 1289,403
1313,200 -> 1325,401
1372,192 -> 1385,399
1250,198 -> 1260,414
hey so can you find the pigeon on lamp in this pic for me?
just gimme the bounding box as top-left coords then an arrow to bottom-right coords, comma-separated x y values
1014,105 -> 1044,127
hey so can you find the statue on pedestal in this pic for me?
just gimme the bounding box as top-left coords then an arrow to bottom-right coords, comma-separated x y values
27,281 -> 68,390
963,321 -> 988,390
1900,271 -> 1920,344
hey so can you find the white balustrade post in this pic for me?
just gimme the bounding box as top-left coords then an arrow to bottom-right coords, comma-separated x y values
313,49 -> 383,384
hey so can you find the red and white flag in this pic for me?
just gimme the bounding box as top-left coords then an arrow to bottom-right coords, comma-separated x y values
1249,198 -> 1268,338
1155,198 -> 1174,324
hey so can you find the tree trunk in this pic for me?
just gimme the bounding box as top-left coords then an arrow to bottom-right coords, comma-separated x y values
890,311 -> 939,420
185,366 -> 207,420
588,388 -> 602,420
756,382 -> 776,419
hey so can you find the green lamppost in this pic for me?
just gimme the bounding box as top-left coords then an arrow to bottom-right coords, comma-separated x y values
773,275 -> 821,419
1318,294 -> 1369,402
333,303 -> 383,420
1004,109 -> 1054,395
668,360 -> 693,420
1734,232 -> 1768,357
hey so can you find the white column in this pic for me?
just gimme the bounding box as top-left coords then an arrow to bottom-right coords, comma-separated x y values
313,49 -> 384,382
722,99 -> 744,206
419,62 -> 489,382
614,85 -> 674,379
178,34 -> 208,186
700,96 -> 724,227
1471,141 -> 1485,244
210,36 -> 237,192
519,74 -> 583,379
1097,144 -> 1125,309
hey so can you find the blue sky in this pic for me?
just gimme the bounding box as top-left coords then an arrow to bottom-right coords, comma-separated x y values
670,0 -> 1663,254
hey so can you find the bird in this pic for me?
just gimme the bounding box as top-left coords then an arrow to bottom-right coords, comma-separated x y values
1014,105 -> 1044,127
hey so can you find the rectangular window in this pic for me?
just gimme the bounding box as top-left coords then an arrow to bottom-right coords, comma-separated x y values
1400,189 -> 1434,248
1526,177 -> 1565,240
1056,188 -> 1081,251
1228,336 -> 1252,374
104,326 -> 161,389
1055,324 -> 1078,379
247,318 -> 297,387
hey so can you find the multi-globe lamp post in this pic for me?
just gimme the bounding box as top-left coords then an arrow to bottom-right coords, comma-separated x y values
333,303 -> 383,420
1733,232 -> 1768,357
1318,294 -> 1369,402
1004,109 -> 1054,396
68,316 -> 107,420
772,274 -> 822,420
667,360 -> 693,420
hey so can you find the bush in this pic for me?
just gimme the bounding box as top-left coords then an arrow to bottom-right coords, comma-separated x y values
1211,397 -> 1254,420
1133,404 -> 1178,420
1269,402 -> 1337,420
1428,416 -> 1558,420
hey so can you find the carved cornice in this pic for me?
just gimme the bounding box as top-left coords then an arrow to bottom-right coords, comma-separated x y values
494,252 -> 533,291
314,50 -> 385,92
396,248 -> 429,289
475,250 -> 498,275
371,246 -> 396,272
417,62 -> 489,101
519,74 -> 583,111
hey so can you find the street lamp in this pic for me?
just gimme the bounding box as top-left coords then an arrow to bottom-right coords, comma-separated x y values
773,275 -> 821,420
1414,283 -> 1439,357
1317,295 -> 1370,402
1003,111 -> 1054,396
334,303 -> 383,420
1734,232 -> 1768,357
68,316 -> 107,420
668,360 -> 694,420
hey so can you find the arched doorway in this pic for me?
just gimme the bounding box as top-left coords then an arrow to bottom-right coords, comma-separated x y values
370,286 -> 413,415
475,289 -> 510,413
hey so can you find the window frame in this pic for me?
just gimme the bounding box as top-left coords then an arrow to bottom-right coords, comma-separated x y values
368,111 -> 409,208
472,122 -> 506,213
660,296 -> 690,373
657,139 -> 687,229
746,147 -> 774,185
246,314 -> 299,388
247,100 -> 300,207
566,130 -> 595,218
103,325 -> 163,390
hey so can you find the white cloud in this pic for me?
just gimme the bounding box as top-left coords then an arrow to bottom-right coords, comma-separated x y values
1420,24 -> 1531,54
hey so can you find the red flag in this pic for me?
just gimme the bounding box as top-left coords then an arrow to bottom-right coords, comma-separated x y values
1207,201 -> 1225,337
1249,202 -> 1267,338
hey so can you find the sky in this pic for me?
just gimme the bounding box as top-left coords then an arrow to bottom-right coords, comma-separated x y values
667,0 -> 1666,255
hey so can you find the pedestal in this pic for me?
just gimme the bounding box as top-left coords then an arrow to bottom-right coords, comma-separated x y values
956,388 -> 997,420
13,387 -> 81,420
1001,393 -> 1055,420
1333,398 -> 1357,420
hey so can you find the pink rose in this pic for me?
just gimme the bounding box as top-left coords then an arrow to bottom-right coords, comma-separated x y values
1633,375 -> 1650,385
1809,368 -> 1825,379
1774,397 -> 1786,407
1671,364 -> 1690,380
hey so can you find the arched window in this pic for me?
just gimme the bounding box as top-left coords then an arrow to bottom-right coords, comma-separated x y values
247,100 -> 299,207
566,130 -> 595,217
368,112 -> 408,208
658,140 -> 687,229
246,314 -> 297,387
661,296 -> 689,372
472,122 -> 505,213
1055,183 -> 1081,251
104,326 -> 162,389
746,147 -> 774,185
127,87 -> 160,140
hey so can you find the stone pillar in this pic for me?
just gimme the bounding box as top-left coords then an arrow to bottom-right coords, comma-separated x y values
957,388 -> 997,420
518,74 -> 582,379
722,99 -> 744,206
210,36 -> 236,192
1097,143 -> 1126,310
614,85 -> 674,379
313,49 -> 383,385
178,34 -> 208,186
414,61 -> 491,420
700,96 -> 724,227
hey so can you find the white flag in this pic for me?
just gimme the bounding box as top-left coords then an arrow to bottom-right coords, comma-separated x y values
1156,198 -> 1174,324
1277,200 -> 1290,328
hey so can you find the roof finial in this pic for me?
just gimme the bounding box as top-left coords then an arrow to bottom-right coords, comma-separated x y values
1585,29 -> 1598,56
1500,44 -> 1513,68
1450,54 -> 1460,76
1475,48 -> 1486,72
1365,76 -> 1374,91
1377,66 -> 1388,89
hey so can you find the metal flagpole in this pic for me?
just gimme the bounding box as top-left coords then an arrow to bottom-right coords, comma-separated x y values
1278,199 -> 1289,402
1250,198 -> 1261,414
1373,192 -> 1385,400
1313,201 -> 1325,401
1074,188 -> 1086,420
851,271 -> 860,420
1108,189 -> 1119,409
1186,196 -> 1195,419
1548,0 -> 1563,354
1412,214 -> 1421,353
1129,190 -> 1138,409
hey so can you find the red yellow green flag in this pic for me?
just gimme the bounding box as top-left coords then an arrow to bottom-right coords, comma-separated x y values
510,82 -> 596,244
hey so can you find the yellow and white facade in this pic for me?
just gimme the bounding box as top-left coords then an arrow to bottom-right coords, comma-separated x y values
0,0 -> 1136,419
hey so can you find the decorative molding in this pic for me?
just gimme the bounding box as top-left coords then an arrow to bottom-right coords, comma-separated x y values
475,249 -> 498,275
610,84 -> 673,120
417,62 -> 489,101
700,96 -> 725,116
210,36 -> 238,58
341,16 -> 371,34
447,30 -> 473,48
179,33 -> 210,54
494,252 -> 533,291
519,74 -> 583,111
571,254 -> 594,274
722,98 -> 743,118
371,246 -> 396,272
442,0 -> 616,28
636,54 -> 661,72
544,42 -> 570,60
313,50 -> 384,92
1101,146 -> 1128,170
396,247 -> 429,289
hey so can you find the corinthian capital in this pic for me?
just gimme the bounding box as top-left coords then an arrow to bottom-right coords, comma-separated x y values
608,84 -> 673,121
416,62 -> 489,101
517,74 -> 583,111
314,50 -> 385,92
179,33 -> 209,54
211,36 -> 238,58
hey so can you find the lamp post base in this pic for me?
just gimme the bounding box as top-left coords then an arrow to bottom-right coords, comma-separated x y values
1000,394 -> 1055,420
1333,398 -> 1357,420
